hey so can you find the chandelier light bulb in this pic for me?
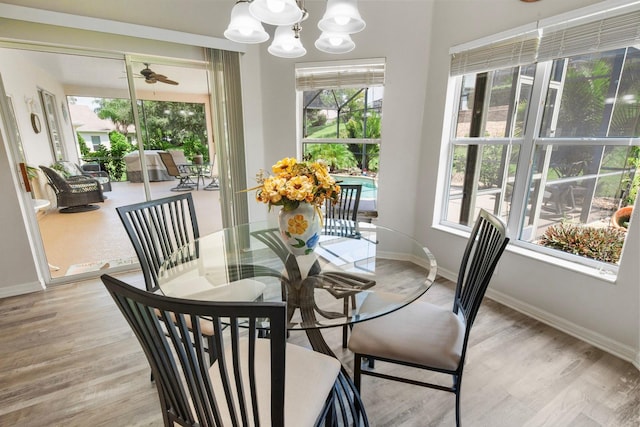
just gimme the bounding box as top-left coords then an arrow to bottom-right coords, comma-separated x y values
329,36 -> 343,46
315,31 -> 355,54
266,0 -> 285,13
250,0 -> 303,26
318,0 -> 365,34
334,15 -> 351,26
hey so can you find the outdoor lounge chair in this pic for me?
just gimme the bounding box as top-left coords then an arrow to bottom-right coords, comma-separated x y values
158,151 -> 196,191
39,165 -> 105,213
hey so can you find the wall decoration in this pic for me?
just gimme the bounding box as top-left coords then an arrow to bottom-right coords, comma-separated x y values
30,113 -> 42,133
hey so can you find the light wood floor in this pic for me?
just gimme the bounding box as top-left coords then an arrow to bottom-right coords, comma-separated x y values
0,272 -> 638,427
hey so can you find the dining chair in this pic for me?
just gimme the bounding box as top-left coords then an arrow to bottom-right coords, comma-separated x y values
117,193 -> 200,294
324,184 -> 362,237
323,184 -> 363,347
101,274 -> 341,427
348,209 -> 509,427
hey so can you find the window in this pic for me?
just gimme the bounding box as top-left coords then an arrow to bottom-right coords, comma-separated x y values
296,60 -> 385,211
91,135 -> 101,151
444,5 -> 640,269
39,89 -> 66,161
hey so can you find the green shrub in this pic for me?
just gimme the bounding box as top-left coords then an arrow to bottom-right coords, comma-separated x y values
539,223 -> 626,264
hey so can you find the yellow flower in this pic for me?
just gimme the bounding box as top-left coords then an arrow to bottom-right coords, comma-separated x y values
257,176 -> 286,204
272,157 -> 296,176
287,214 -> 308,235
285,175 -> 314,201
252,157 -> 341,210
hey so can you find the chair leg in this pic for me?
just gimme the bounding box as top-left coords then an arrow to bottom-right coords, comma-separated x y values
353,354 -> 362,391
454,375 -> 461,427
342,297 -> 349,348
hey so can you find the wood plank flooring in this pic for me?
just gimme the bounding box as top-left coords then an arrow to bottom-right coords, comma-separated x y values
0,272 -> 638,427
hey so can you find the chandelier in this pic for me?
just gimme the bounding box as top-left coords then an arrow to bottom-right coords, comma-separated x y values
224,0 -> 366,58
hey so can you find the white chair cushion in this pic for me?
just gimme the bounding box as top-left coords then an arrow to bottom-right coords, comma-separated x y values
208,338 -> 340,427
348,293 -> 465,371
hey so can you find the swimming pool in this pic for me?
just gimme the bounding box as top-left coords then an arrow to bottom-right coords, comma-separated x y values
330,174 -> 378,201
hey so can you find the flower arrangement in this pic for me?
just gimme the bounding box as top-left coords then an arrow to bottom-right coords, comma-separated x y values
254,157 -> 341,212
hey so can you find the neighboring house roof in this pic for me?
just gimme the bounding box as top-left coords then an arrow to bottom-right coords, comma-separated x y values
69,104 -> 115,133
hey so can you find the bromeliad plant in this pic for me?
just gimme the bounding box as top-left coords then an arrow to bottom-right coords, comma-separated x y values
254,157 -> 341,212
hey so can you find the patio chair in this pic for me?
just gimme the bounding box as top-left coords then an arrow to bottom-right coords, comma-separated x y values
204,153 -> 220,191
158,151 -> 196,191
100,273 -> 340,427
39,165 -> 105,213
55,160 -> 112,192
348,209 -> 509,427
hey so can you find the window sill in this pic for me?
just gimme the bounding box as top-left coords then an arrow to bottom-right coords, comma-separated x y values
432,224 -> 618,284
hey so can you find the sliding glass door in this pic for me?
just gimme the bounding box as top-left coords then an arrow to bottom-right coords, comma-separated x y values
0,45 -> 222,283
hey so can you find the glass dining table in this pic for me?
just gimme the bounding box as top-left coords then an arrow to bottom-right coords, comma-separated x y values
158,220 -> 437,426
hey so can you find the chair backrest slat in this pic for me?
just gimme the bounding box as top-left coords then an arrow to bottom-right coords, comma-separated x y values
101,274 -> 287,427
117,193 -> 199,292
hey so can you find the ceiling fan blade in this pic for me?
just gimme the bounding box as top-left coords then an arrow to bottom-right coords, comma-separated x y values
158,78 -> 179,85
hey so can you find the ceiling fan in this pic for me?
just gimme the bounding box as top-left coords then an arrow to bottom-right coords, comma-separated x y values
139,63 -> 179,85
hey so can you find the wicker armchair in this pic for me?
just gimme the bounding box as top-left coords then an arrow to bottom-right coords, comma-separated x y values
39,165 -> 105,213
56,160 -> 112,192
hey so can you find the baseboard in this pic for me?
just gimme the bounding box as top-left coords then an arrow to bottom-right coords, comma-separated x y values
433,267 -> 638,370
0,279 -> 44,298
485,287 -> 639,369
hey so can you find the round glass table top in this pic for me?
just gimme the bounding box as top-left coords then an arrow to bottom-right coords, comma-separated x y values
158,221 -> 437,330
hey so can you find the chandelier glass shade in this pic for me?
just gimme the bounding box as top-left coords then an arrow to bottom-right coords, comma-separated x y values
224,0 -> 365,58
224,1 -> 269,43
315,31 -> 355,54
249,0 -> 304,26
317,0 -> 365,34
268,25 -> 307,58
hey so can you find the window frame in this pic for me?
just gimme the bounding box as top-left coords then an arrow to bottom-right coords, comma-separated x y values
442,51 -> 640,274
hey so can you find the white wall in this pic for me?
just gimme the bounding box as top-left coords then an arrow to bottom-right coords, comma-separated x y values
415,0 -> 639,367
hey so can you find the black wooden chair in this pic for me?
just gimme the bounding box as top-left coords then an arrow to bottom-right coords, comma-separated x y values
101,274 -> 341,427
39,165 -> 105,213
348,209 -> 509,427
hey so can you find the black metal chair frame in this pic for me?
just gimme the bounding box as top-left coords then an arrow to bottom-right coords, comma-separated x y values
101,274 -> 337,427
324,184 -> 362,238
116,193 -> 200,292
158,151 -> 197,191
322,184 -> 363,347
351,209 -> 509,427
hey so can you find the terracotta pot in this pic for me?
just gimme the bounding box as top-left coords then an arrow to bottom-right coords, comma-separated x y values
611,206 -> 633,229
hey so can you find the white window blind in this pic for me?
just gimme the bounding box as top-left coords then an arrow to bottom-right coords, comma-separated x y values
450,1 -> 640,75
537,9 -> 640,62
295,59 -> 385,90
450,32 -> 539,76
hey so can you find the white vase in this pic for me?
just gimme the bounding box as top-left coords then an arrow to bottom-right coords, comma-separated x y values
278,203 -> 322,256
